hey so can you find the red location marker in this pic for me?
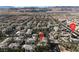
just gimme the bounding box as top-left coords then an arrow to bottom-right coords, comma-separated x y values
69,21 -> 76,32
39,32 -> 44,41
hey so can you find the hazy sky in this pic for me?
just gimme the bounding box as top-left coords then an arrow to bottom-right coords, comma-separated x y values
0,0 -> 79,6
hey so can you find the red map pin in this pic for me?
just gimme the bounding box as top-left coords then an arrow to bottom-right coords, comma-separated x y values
69,21 -> 76,32
39,32 -> 44,41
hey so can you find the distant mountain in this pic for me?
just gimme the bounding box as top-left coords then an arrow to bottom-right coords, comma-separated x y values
52,6 -> 79,8
0,6 -> 15,8
0,6 -> 79,9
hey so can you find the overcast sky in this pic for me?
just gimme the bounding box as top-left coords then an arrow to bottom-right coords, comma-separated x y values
0,0 -> 79,6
